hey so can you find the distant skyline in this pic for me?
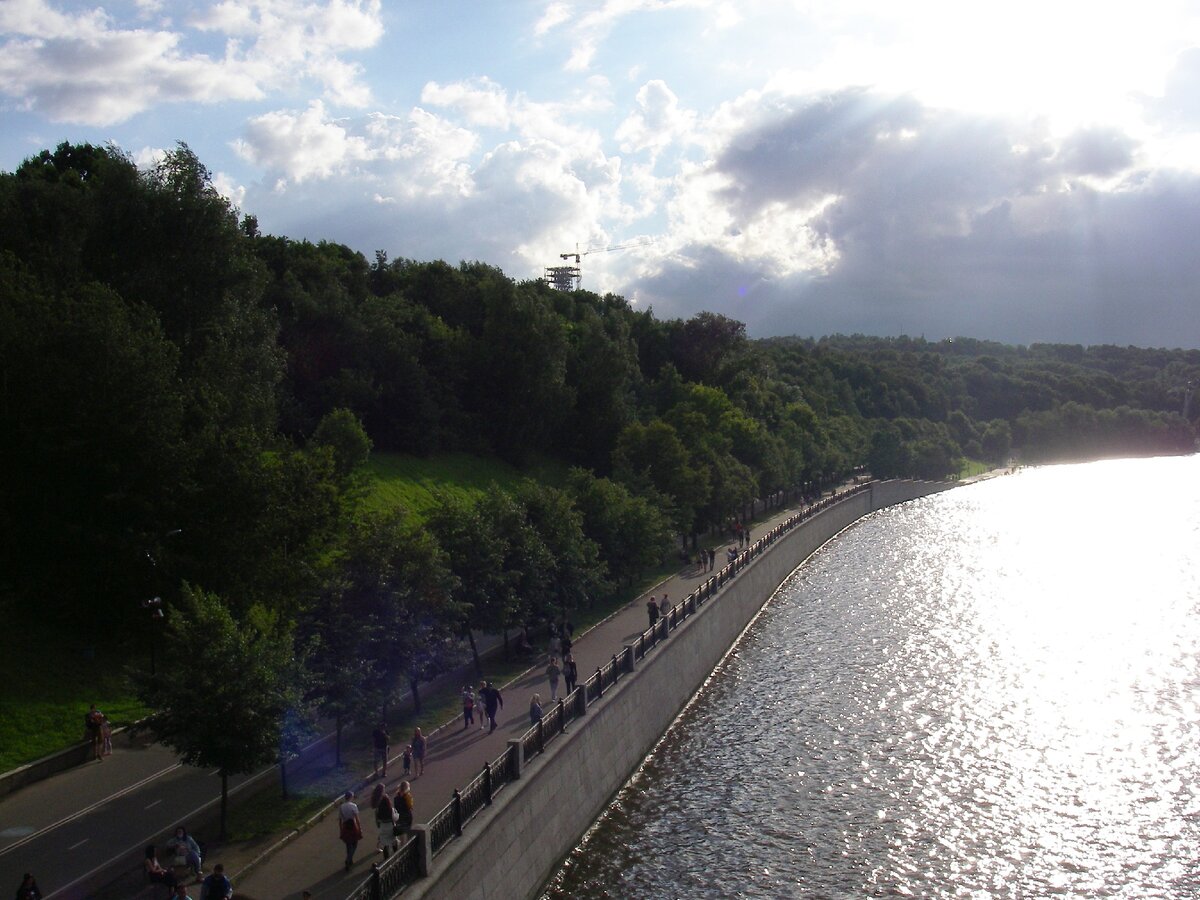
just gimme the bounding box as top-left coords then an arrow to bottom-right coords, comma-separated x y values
2,1 -> 1198,348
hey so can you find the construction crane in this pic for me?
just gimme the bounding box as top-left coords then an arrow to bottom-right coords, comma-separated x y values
544,238 -> 654,291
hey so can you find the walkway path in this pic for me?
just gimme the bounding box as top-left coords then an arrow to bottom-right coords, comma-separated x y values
0,482 -> 858,899
232,487 -> 857,899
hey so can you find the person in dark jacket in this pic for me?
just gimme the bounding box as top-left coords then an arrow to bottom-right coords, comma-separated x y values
15,873 -> 42,900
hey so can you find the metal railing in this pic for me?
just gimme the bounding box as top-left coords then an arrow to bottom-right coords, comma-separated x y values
350,481 -> 871,899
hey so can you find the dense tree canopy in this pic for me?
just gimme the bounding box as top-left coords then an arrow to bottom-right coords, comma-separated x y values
3,141 -> 1196,763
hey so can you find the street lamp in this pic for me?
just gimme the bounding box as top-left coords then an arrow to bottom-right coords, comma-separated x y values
141,596 -> 164,674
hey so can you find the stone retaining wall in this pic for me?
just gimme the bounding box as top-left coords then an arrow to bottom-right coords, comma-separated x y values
404,479 -> 953,900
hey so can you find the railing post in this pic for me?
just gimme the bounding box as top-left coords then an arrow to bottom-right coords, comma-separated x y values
411,824 -> 433,877
622,645 -> 635,673
452,789 -> 463,836
507,738 -> 522,779
557,697 -> 567,733
576,683 -> 587,716
370,863 -> 383,900
595,667 -> 603,698
483,761 -> 493,805
536,718 -> 545,754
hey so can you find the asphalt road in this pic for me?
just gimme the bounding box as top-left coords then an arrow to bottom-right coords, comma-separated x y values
0,729 -> 251,898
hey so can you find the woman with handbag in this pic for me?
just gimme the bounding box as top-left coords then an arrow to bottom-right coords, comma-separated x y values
374,785 -> 396,859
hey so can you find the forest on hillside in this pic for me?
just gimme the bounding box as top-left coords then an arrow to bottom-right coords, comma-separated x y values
1,143 -> 1196,777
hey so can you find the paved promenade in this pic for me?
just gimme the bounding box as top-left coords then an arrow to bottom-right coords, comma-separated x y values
0,483 -> 866,899
232,491 -> 846,899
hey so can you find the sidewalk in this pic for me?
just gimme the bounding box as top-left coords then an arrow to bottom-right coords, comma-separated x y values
230,488 -> 850,899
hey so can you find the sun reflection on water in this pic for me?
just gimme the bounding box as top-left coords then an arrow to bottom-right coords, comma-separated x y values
543,456 -> 1200,900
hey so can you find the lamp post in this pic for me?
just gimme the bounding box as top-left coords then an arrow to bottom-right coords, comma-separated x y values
141,596 -> 164,674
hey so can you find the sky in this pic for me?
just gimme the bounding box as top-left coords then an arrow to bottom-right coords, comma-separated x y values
2,1 -> 1199,349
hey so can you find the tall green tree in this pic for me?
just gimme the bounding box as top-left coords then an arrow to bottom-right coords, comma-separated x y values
135,586 -> 300,839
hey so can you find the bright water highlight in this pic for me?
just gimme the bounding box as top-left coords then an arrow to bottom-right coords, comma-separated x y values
543,456 -> 1200,898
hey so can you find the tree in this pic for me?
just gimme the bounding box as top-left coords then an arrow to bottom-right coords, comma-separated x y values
980,419 -> 1012,464
515,480 -> 607,621
567,468 -> 673,587
135,586 -> 300,839
332,509 -> 461,717
425,492 -> 510,671
311,408 -> 373,480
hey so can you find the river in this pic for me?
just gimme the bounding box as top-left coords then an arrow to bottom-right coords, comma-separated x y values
541,456 -> 1200,899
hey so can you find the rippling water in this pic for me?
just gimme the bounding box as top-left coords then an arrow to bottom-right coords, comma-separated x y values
542,456 -> 1200,899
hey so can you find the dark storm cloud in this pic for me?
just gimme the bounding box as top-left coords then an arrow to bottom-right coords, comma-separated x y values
635,90 -> 1200,349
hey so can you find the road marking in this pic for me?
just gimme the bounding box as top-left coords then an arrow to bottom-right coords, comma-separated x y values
145,799 -> 162,809
0,763 -> 181,858
68,838 -> 88,850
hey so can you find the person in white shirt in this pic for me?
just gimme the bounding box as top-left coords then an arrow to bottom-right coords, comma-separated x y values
338,791 -> 362,872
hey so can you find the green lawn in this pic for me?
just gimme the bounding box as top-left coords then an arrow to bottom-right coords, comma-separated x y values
957,458 -> 995,479
361,451 -> 572,519
0,609 -> 150,772
360,451 -> 526,518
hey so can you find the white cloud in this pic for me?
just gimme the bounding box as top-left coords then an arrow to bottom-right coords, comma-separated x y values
615,79 -> 696,157
421,78 -> 511,129
625,85 -> 1200,347
0,0 -> 383,125
233,100 -> 371,182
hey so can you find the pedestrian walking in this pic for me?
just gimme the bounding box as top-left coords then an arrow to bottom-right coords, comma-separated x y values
372,723 -> 390,777
199,863 -> 233,900
481,681 -> 504,732
100,715 -> 113,757
84,704 -> 104,761
545,656 -> 561,701
462,685 -> 475,729
171,884 -> 195,900
14,873 -> 42,900
478,680 -> 489,730
374,785 -> 396,859
402,744 -> 412,776
707,547 -> 716,571
411,727 -> 426,777
646,596 -> 659,628
529,693 -> 543,726
338,791 -> 362,872
563,654 -> 578,694
659,594 -> 670,621
393,781 -> 414,842
548,628 -> 562,660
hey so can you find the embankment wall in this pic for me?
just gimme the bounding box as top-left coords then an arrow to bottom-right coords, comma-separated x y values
406,479 -> 953,900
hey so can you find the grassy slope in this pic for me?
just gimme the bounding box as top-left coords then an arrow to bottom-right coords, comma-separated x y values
0,607 -> 150,772
0,451 -> 565,772
360,451 -> 553,518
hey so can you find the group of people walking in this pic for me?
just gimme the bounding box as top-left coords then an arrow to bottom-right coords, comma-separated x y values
337,780 -> 415,872
370,724 -> 426,780
646,593 -> 672,628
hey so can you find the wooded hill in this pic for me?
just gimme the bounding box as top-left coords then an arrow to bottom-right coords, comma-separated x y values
1,143 -> 1195,783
